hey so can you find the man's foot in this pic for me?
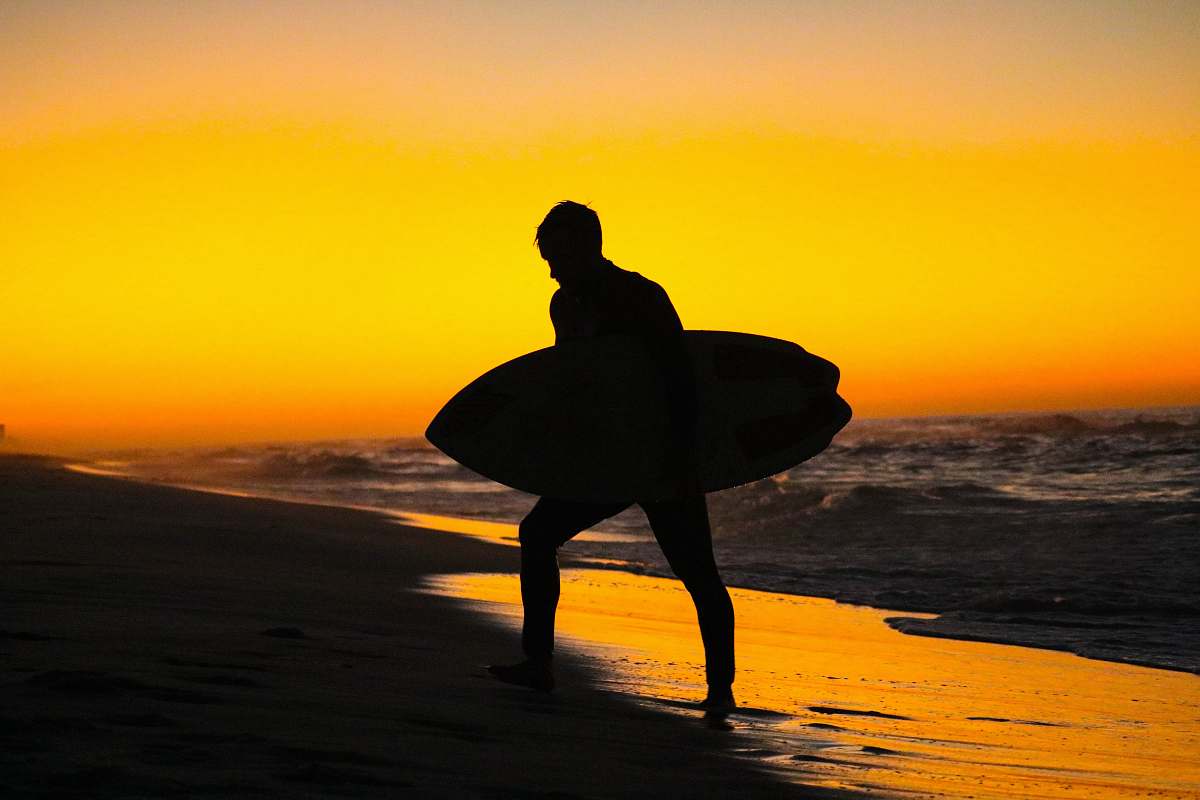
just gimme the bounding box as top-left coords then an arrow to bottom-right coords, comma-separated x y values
486,660 -> 555,693
698,687 -> 737,714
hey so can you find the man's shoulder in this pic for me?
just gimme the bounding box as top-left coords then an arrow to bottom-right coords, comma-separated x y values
607,264 -> 681,332
609,262 -> 668,299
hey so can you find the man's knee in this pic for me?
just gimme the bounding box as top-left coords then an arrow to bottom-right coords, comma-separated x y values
518,514 -> 560,551
672,559 -> 728,599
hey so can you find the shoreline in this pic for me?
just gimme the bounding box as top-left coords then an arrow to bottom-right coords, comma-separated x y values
62,458 -> 1198,677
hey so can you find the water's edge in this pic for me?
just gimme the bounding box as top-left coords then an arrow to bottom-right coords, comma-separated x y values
65,461 -> 1199,676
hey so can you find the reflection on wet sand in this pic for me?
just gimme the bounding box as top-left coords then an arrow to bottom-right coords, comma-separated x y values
427,569 -> 1200,799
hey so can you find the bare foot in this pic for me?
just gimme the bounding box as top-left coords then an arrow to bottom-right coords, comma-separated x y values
698,687 -> 736,715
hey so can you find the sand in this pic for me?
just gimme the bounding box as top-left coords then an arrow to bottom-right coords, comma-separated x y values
435,571 -> 1200,798
4,453 -> 1198,798
1,454 -> 822,798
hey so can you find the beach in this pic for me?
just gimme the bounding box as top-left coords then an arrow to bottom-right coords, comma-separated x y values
1,454 -> 812,798
4,453 -> 1198,798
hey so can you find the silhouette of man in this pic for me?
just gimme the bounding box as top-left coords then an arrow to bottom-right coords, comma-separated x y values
488,201 -> 736,712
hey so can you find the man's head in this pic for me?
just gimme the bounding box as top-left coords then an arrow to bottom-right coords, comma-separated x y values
536,201 -> 603,287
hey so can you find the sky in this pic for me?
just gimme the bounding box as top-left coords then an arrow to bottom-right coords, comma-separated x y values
1,1 -> 1198,453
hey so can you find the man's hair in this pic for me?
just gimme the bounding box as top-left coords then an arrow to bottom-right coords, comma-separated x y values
535,201 -> 602,256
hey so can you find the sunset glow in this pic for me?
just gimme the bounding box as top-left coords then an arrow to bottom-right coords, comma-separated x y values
3,1 -> 1197,452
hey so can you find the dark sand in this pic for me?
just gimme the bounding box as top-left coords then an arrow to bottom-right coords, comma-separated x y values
1,454 -> 834,798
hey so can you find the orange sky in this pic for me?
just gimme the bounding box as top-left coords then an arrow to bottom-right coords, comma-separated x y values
2,1 -> 1198,454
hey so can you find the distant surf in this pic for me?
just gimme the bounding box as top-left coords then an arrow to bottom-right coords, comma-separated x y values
85,406 -> 1200,674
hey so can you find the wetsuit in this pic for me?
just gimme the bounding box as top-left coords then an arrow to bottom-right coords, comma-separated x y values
519,259 -> 735,690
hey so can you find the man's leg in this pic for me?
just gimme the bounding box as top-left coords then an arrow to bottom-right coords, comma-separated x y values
641,495 -> 735,706
489,496 -> 629,690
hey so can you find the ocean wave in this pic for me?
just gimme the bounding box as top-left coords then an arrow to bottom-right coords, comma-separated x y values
975,413 -> 1096,436
838,410 -> 1199,448
709,481 -> 1025,533
252,451 -> 389,480
135,443 -> 472,484
380,441 -> 438,457
958,592 -> 1200,618
1112,418 -> 1200,435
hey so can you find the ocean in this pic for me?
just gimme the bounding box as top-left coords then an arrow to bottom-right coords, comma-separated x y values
85,406 -> 1200,675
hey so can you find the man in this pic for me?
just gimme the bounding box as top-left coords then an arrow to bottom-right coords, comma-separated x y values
487,201 -> 736,712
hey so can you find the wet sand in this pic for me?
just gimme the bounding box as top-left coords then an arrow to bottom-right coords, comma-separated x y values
430,570 -> 1200,798
1,454 -> 828,798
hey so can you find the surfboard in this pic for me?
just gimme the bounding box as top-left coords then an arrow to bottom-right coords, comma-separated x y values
425,331 -> 851,502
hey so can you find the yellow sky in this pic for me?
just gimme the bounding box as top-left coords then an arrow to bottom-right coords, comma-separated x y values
2,1 -> 1197,453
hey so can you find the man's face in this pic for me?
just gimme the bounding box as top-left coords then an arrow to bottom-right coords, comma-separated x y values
538,240 -> 588,288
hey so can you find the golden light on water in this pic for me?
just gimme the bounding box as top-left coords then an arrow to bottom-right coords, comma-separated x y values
432,569 -> 1200,799
2,2 -> 1197,452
